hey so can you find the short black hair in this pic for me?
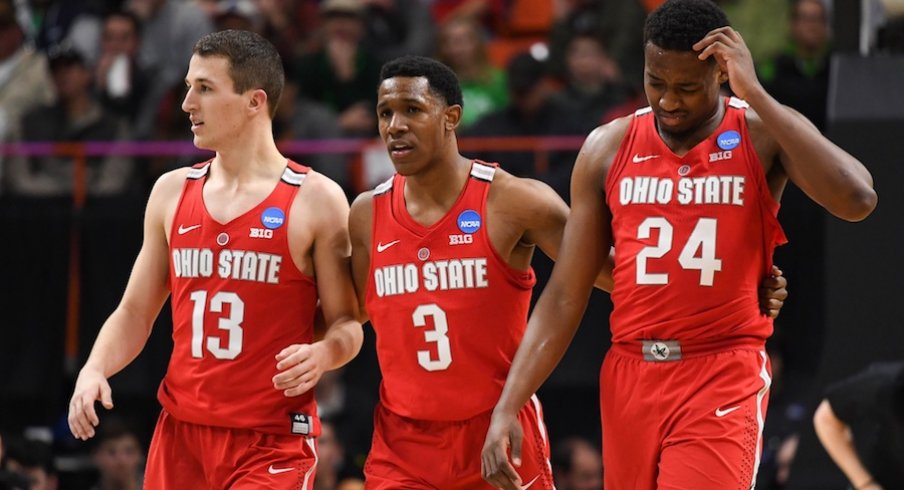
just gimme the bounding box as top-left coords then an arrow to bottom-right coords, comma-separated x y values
644,0 -> 730,51
193,29 -> 284,117
379,55 -> 464,108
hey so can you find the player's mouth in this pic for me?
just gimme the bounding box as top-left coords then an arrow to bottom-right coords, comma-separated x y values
190,118 -> 204,132
388,141 -> 414,158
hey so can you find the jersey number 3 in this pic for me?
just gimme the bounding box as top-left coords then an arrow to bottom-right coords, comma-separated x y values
413,304 -> 452,371
636,217 -> 722,286
189,290 -> 244,359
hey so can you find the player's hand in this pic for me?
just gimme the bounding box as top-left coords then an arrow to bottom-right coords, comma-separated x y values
481,410 -> 524,490
693,26 -> 762,101
68,367 -> 114,440
759,265 -> 788,318
273,343 -> 328,397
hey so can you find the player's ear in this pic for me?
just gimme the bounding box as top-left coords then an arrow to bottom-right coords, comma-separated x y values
444,104 -> 462,132
248,88 -> 268,115
716,64 -> 729,85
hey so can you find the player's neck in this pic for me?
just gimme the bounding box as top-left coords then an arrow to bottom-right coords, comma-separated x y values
210,123 -> 286,184
657,98 -> 726,156
404,154 -> 472,210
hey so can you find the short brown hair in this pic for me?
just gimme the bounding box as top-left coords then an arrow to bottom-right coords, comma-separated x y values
192,29 -> 284,117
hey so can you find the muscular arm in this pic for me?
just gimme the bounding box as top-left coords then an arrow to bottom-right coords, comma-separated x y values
482,123 -> 619,488
274,176 -> 363,396
814,399 -> 881,490
695,27 -> 877,222
348,192 -> 374,322
68,169 -> 181,439
505,177 -> 614,292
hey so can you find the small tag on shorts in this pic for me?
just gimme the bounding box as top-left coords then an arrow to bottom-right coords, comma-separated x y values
290,413 -> 312,435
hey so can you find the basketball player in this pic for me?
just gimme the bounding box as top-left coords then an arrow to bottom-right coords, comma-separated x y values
68,30 -> 363,489
481,1 -> 877,489
351,55 -> 788,489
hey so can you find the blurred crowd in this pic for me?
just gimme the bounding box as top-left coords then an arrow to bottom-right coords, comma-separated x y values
0,0 -> 903,489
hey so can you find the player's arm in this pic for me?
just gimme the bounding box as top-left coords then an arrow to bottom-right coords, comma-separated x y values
274,176 -> 363,397
814,399 -> 881,490
512,178 -> 615,292
68,169 -> 181,440
348,191 -> 374,322
482,123 -> 619,489
695,27 -> 877,222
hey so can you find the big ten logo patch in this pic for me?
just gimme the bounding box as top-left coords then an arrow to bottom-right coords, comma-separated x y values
449,234 -> 474,245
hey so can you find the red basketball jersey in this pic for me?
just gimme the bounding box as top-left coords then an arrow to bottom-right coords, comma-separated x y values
161,160 -> 320,436
605,98 -> 787,343
365,161 -> 536,421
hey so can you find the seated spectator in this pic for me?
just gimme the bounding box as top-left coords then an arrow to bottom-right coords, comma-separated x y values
759,0 -> 832,131
4,47 -> 133,197
0,0 -> 55,186
94,10 -> 149,131
2,437 -> 57,490
551,436 -> 603,490
362,0 -> 435,64
436,16 -> 508,129
464,51 -> 576,195
549,30 -> 627,134
127,0 -> 213,139
89,417 -> 144,490
295,0 -> 380,136
547,0 -> 646,88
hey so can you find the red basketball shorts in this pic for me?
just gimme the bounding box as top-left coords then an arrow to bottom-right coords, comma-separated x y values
601,340 -> 772,490
364,395 -> 554,489
144,409 -> 318,489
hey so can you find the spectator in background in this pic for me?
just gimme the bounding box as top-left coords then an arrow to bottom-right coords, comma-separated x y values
547,0 -> 646,89
435,16 -> 508,129
94,10 -> 148,131
296,0 -> 380,137
362,0 -> 435,64
314,418 -> 364,490
549,30 -> 627,134
464,51 -> 576,195
4,47 -> 132,197
759,0 -> 832,131
126,0 -> 213,139
430,0 -> 506,33
0,0 -> 55,188
89,417 -> 143,490
2,437 -> 57,490
814,361 -> 904,490
0,431 -> 30,490
314,368 -> 375,478
551,437 -> 603,490
211,0 -> 265,33
718,0 -> 789,66
31,1 -> 102,64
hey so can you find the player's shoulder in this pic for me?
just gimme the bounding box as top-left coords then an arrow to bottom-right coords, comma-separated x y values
488,168 -> 562,214
149,166 -> 193,204
583,114 -> 633,156
292,169 -> 349,216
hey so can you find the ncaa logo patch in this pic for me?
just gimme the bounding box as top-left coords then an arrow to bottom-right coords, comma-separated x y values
261,207 -> 285,229
717,130 -> 741,150
457,210 -> 481,234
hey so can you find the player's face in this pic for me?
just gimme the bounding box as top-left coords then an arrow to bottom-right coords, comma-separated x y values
643,42 -> 725,136
181,54 -> 248,151
377,76 -> 455,175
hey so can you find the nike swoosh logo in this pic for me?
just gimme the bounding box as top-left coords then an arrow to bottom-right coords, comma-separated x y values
715,406 -> 741,417
177,224 -> 201,235
520,476 -> 539,489
376,240 -> 400,252
632,154 -> 660,163
267,465 -> 294,474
